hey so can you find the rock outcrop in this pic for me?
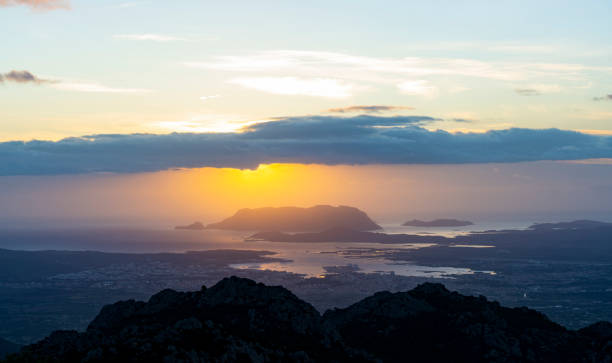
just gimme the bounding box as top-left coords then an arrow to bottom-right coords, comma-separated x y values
5,278 -> 611,362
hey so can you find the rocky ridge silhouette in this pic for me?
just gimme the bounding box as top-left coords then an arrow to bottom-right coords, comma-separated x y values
4,277 -> 611,362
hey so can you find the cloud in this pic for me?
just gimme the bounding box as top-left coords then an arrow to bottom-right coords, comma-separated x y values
326,105 -> 414,114
0,71 -> 150,93
228,77 -> 353,98
0,70 -> 54,84
0,0 -> 68,9
515,88 -> 541,96
51,82 -> 152,93
0,0 -> 70,10
593,94 -> 612,101
241,115 -> 435,139
2,115 -> 612,176
186,50 -> 611,83
514,84 -> 562,96
113,34 -> 187,42
397,80 -> 438,97
200,95 -> 220,101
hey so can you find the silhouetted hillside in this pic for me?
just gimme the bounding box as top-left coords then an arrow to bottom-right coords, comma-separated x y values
207,205 -> 382,231
5,277 -> 611,362
529,220 -> 612,230
174,222 -> 205,230
402,218 -> 474,227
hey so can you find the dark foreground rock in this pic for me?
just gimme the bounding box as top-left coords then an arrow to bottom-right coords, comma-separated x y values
4,277 -> 611,362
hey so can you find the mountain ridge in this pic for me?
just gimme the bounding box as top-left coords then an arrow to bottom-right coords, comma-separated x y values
5,277 -> 611,362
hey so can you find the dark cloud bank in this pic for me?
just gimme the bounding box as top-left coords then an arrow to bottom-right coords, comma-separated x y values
1,115 -> 611,175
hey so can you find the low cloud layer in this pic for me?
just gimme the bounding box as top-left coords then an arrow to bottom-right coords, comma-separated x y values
0,70 -> 54,84
327,105 -> 414,113
1,115 -> 611,175
0,0 -> 68,9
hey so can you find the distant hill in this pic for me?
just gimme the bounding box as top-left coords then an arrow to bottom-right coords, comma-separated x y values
402,219 -> 474,227
174,221 -> 205,230
8,277 -> 611,362
248,227 -> 447,244
206,205 -> 382,231
529,220 -> 612,230
0,337 -> 20,359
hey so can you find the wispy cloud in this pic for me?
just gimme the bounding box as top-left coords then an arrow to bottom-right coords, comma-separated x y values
397,80 -> 438,97
515,88 -> 541,96
228,77 -> 353,98
0,70 -> 151,94
2,115 -> 611,175
185,50 -> 612,99
0,0 -> 68,10
186,50 -> 611,82
51,82 -> 152,93
514,84 -> 562,96
593,94 -> 612,101
0,70 -> 55,84
113,34 -> 187,42
200,95 -> 220,101
326,105 -> 414,114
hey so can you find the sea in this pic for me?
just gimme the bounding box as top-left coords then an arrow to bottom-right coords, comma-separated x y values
0,220 -> 535,279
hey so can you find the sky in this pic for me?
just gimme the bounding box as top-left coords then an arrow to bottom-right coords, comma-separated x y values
2,162 -> 612,228
1,0 -> 612,224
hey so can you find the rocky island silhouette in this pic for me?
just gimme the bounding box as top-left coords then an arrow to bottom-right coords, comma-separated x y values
206,205 -> 382,232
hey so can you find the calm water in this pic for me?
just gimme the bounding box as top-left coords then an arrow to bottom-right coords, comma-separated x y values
0,222 -> 524,278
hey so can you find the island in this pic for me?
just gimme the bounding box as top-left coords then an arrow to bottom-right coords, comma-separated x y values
402,218 -> 474,227
206,205 -> 382,232
247,227 -> 447,244
529,220 -> 612,230
174,222 -> 205,230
